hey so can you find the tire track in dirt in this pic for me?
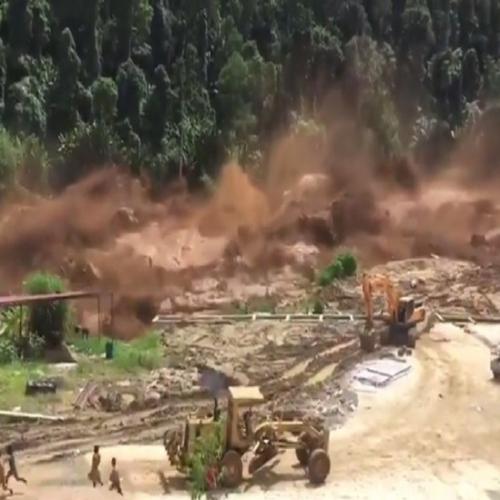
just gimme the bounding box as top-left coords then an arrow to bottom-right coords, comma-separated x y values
330,328 -> 500,480
2,336 -> 361,465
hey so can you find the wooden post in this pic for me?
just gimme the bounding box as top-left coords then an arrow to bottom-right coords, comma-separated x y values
97,295 -> 101,340
19,305 -> 23,338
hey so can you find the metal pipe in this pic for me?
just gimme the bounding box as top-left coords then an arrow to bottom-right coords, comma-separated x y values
19,305 -> 23,337
110,292 -> 114,340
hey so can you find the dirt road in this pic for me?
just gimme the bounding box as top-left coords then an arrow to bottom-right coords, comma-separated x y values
318,323 -> 500,499
10,324 -> 500,499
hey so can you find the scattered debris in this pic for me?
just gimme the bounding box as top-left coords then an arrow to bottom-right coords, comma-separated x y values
25,379 -> 58,396
73,381 -> 99,410
44,343 -> 77,364
491,356 -> 500,380
112,206 -> 139,230
352,357 -> 411,389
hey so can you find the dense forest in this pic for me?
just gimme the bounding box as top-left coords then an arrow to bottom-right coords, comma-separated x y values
0,0 -> 499,191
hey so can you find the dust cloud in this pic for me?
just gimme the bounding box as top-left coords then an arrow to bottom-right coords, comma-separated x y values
0,109 -> 499,338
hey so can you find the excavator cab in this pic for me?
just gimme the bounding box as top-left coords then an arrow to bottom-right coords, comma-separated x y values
396,296 -> 425,325
396,296 -> 415,323
362,273 -> 426,349
389,296 -> 426,347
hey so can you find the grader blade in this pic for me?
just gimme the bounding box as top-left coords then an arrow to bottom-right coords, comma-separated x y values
248,444 -> 278,475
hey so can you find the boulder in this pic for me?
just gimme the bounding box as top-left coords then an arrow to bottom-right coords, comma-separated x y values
470,233 -> 487,247
144,390 -> 162,407
112,207 -> 139,231
120,393 -> 137,411
297,212 -> 335,246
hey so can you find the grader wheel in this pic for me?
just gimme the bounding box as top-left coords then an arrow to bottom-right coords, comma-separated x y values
407,334 -> 416,349
295,446 -> 310,466
163,430 -> 181,466
249,443 -> 278,475
307,449 -> 330,485
220,450 -> 243,489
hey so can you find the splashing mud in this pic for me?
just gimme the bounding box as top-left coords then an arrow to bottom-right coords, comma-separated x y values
0,122 -> 499,338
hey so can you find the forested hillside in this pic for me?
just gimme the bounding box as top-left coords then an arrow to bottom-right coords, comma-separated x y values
0,0 -> 499,190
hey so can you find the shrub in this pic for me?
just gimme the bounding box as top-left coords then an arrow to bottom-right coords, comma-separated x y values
23,272 -> 69,348
19,136 -> 50,190
317,252 -> 358,286
0,307 -> 45,361
318,260 -> 344,286
0,337 -> 18,364
312,299 -> 324,314
337,252 -> 357,277
15,333 -> 45,360
0,128 -> 22,190
54,121 -> 122,187
186,419 -> 225,500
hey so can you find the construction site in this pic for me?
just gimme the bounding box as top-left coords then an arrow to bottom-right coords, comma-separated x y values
2,126 -> 500,499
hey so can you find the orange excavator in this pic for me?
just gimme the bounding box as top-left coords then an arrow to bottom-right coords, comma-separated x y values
361,273 -> 426,348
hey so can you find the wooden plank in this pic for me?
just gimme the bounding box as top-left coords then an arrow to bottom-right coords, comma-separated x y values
73,381 -> 98,410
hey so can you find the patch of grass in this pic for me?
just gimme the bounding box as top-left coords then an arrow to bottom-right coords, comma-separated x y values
0,331 -> 165,411
0,362 -> 48,409
69,335 -> 106,356
227,295 -> 277,315
69,331 -> 164,375
114,334 -> 164,372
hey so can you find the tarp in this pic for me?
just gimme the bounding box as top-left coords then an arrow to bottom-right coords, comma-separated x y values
352,358 -> 411,388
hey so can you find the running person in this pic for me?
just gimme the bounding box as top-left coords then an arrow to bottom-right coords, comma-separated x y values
0,452 -> 13,495
109,458 -> 123,496
88,446 -> 104,487
5,445 -> 27,486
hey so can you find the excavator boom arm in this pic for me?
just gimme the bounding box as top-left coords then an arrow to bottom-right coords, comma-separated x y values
362,273 -> 400,325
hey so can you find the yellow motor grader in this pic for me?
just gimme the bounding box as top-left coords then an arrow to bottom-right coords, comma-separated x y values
163,386 -> 331,488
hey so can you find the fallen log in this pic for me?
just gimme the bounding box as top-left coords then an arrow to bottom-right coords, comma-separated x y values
0,410 -> 67,422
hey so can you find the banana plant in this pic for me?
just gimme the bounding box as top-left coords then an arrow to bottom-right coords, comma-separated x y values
0,307 -> 25,338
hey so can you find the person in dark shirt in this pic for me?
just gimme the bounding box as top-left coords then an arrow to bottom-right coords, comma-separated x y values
109,457 -> 123,496
88,445 -> 104,487
5,445 -> 27,485
0,451 -> 13,495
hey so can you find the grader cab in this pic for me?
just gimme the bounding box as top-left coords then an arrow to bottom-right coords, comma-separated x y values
163,386 -> 331,489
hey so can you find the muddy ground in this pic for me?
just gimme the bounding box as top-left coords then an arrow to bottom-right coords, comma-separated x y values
5,321 -> 500,500
1,256 -> 500,497
2,157 -> 500,498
